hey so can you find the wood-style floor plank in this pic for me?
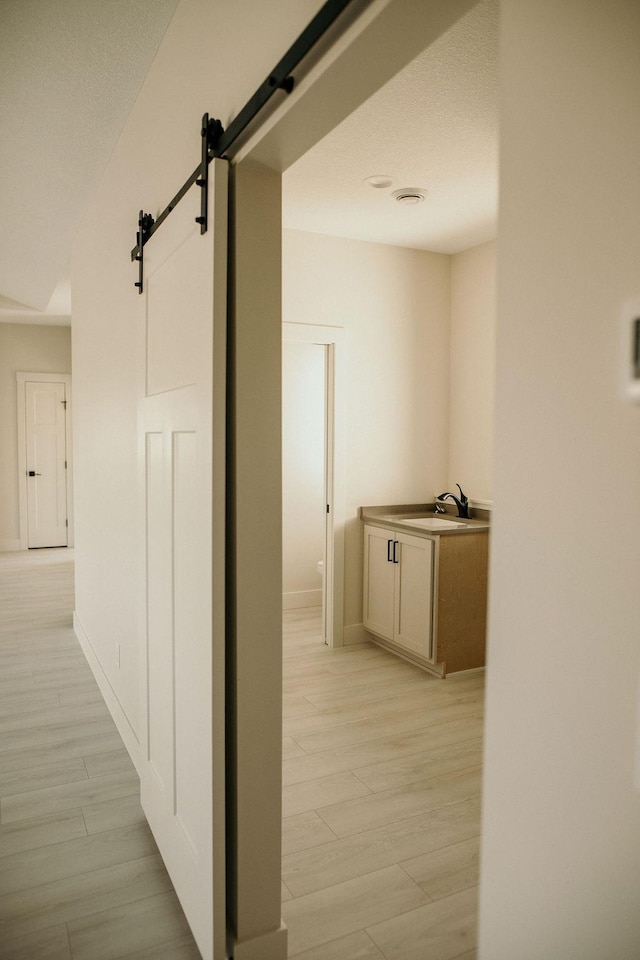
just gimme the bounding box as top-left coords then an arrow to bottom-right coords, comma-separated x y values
0,770 -> 141,824
66,889 -> 193,960
281,810 -> 338,857
281,864 -> 430,956
401,835 -> 481,901
0,810 -> 88,859
0,854 -> 174,937
281,606 -> 484,959
0,821 -> 160,896
0,922 -> 72,960
365,885 -> 478,960
283,797 -> 481,898
0,549 -> 199,959
282,716 -> 482,787
287,929 -> 386,960
282,770 -> 372,819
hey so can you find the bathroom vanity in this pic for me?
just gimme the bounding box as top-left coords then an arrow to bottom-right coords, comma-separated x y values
361,505 -> 489,677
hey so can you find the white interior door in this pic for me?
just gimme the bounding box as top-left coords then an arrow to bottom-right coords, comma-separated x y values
282,323 -> 345,646
137,160 -> 228,960
322,342 -> 335,644
282,340 -> 326,619
25,380 -> 68,548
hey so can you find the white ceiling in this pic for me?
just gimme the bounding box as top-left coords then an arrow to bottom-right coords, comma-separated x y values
283,0 -> 498,254
0,0 -> 180,323
0,0 -> 497,327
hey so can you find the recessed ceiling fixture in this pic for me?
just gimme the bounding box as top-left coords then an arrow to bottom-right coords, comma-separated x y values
392,187 -> 427,205
363,175 -> 394,189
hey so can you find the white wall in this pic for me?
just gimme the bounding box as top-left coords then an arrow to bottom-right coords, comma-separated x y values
479,2 -> 640,957
282,229 -> 497,632
0,323 -> 71,550
282,229 -> 451,631
449,240 -> 495,500
282,339 -> 325,606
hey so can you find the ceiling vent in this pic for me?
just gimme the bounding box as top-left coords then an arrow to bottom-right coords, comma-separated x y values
392,187 -> 427,206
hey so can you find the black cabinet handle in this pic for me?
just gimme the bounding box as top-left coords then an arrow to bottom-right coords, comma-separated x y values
387,539 -> 393,562
393,540 -> 399,563
28,470 -> 42,477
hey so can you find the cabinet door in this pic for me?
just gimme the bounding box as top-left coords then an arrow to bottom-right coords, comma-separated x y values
363,524 -> 395,641
394,533 -> 433,658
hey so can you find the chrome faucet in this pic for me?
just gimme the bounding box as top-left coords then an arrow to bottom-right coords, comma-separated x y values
437,483 -> 470,519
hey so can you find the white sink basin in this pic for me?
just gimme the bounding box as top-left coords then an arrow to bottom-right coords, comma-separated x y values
395,517 -> 467,531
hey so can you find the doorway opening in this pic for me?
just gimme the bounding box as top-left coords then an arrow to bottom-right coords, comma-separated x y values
282,322 -> 345,647
270,0 -> 496,950
232,0 -> 494,949
16,371 -> 73,550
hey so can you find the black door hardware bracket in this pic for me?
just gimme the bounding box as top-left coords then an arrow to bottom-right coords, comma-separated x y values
196,114 -> 225,234
131,114 -> 224,292
269,74 -> 295,94
130,0 -> 354,292
132,211 -> 155,294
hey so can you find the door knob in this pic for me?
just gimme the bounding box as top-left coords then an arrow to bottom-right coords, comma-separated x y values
27,470 -> 42,476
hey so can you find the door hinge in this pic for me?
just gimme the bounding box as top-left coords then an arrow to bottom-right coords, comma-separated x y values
61,400 -> 67,409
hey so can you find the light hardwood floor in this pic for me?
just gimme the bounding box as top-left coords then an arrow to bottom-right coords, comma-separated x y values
280,607 -> 484,960
1,550 -> 484,959
0,549 -> 200,960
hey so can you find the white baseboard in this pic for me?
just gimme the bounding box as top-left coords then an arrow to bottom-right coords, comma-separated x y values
231,923 -> 287,960
447,665 -> 486,677
343,622 -> 368,646
73,611 -> 142,773
282,589 -> 322,610
0,539 -> 22,552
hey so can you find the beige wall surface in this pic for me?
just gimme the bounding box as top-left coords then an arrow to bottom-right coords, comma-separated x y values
480,1 -> 640,957
282,229 -> 497,632
282,228 -> 452,629
0,323 -> 71,548
449,240 -> 495,501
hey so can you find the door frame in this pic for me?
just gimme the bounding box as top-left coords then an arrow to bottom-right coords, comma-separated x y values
231,2 -> 480,949
282,322 -> 345,646
16,371 -> 73,550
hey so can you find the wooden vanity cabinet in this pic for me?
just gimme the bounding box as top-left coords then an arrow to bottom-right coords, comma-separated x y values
362,521 -> 488,676
436,531 -> 488,673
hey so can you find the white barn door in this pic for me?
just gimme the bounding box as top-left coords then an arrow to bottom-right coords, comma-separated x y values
137,160 -> 228,960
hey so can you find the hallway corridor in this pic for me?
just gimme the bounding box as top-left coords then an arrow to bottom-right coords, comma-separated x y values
0,550 -> 199,960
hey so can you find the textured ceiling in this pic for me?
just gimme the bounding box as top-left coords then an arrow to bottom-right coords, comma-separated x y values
283,0 -> 498,254
0,0 -> 497,325
0,0 -> 180,319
